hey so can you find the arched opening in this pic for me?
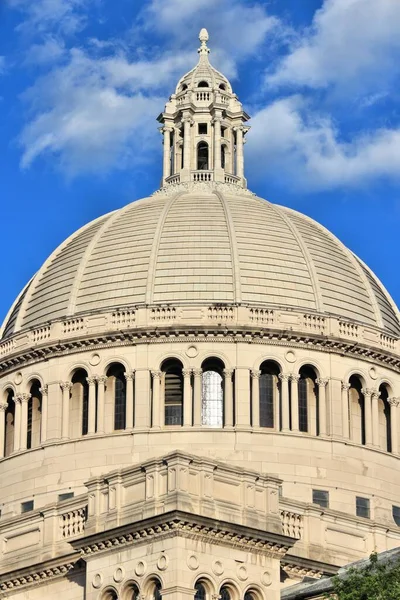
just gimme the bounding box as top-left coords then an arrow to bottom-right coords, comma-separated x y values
181,83 -> 188,91
221,144 -> 226,169
201,357 -> 225,427
379,384 -> 392,452
298,366 -> 318,434
102,589 -> 118,600
349,375 -> 365,445
220,586 -> 232,600
197,142 -> 209,170
27,380 -> 42,449
4,389 -> 15,457
122,582 -> 140,600
194,582 -> 206,600
170,130 -> 175,175
198,80 -> 209,87
219,83 -> 226,91
148,579 -> 162,600
107,363 -> 126,431
70,369 -> 89,437
259,360 -> 281,428
161,359 -> 183,426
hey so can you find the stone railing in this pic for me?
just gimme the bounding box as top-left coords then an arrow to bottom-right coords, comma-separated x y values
165,173 -> 181,185
60,507 -> 87,539
280,508 -> 303,539
0,304 -> 399,362
224,174 -> 241,185
192,170 -> 213,182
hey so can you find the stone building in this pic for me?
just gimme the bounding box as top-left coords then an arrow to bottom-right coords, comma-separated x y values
0,29 -> 399,600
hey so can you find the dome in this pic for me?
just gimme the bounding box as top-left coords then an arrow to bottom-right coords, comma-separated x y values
2,186 -> 399,338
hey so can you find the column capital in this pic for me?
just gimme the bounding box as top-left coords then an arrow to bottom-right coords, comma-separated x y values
124,371 -> 135,382
223,368 -> 234,378
290,373 -> 300,382
316,377 -> 329,388
39,385 -> 48,396
182,116 -> 194,126
389,397 -> 400,407
15,393 -> 31,404
182,369 -> 192,378
60,381 -> 73,392
371,390 -> 380,400
279,373 -> 291,382
151,370 -> 162,380
86,376 -> 97,386
193,368 -> 203,377
0,402 -> 8,412
251,369 -> 261,379
361,388 -> 373,397
96,375 -> 108,385
341,382 -> 351,392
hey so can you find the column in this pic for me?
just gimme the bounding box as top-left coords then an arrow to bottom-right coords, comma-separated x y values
371,390 -> 380,447
362,388 -> 373,445
235,126 -> 244,179
223,369 -> 234,427
251,370 -> 261,428
193,369 -> 203,426
87,377 -> 97,435
124,372 -> 135,429
60,382 -> 72,439
151,371 -> 162,428
341,382 -> 350,439
182,369 -> 193,426
389,398 -> 399,455
96,376 -> 107,433
14,395 -> 22,452
19,393 -> 31,451
39,385 -> 48,443
213,115 -> 222,170
279,374 -> 290,432
0,402 -> 7,458
183,117 -> 192,171
316,378 -> 329,437
290,374 -> 300,432
162,127 -> 172,181
160,372 -> 166,427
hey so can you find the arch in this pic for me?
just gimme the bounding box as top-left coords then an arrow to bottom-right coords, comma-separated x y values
121,580 -> 140,600
70,368 -> 89,438
349,374 -> 366,445
219,83 -> 226,91
197,141 -> 209,170
201,357 -> 225,427
67,361 -> 92,381
243,587 -> 264,600
344,369 -> 367,388
259,360 -> 281,429
24,373 -> 44,392
379,383 -> 392,452
181,83 -> 188,91
198,80 -> 209,87
161,358 -> 184,426
4,389 -> 15,457
27,379 -> 42,449
101,587 -> 119,600
102,356 -> 131,375
219,581 -> 240,600
194,581 -> 206,600
298,365 -> 318,434
107,362 -> 127,431
143,577 -> 163,600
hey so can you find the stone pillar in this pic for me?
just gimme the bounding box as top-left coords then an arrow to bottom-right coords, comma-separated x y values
151,371 -> 162,428
316,378 -> 329,437
389,398 -> 399,455
279,374 -> 290,432
235,126 -> 244,179
160,372 -> 166,427
0,402 -> 7,458
290,374 -> 300,432
14,395 -> 22,452
19,393 -> 31,451
162,127 -> 172,181
96,376 -> 107,434
124,372 -> 135,429
183,117 -> 192,171
251,370 -> 261,427
193,369 -> 203,426
39,385 -> 48,444
60,382 -> 72,439
371,390 -> 380,447
362,388 -> 373,445
87,377 -> 97,435
341,382 -> 350,439
182,369 -> 193,426
223,369 -> 234,427
134,369 -> 151,429
213,115 -> 222,170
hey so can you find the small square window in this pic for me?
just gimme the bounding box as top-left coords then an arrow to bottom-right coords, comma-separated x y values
21,500 -> 34,513
393,505 -> 400,527
198,123 -> 207,135
221,127 -> 226,138
313,489 -> 329,508
356,496 -> 370,519
58,492 -> 74,502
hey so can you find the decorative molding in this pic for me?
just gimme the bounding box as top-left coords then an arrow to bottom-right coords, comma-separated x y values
316,378 -> 329,388
0,556 -> 80,593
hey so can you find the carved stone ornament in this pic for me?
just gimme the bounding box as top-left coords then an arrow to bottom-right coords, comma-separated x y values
187,555 -> 199,571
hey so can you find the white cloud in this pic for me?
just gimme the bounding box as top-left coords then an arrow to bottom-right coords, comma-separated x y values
268,0 -> 400,92
247,96 -> 400,190
7,0 -> 91,35
24,37 -> 65,65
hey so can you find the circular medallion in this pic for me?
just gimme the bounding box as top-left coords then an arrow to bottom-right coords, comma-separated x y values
369,367 -> 378,380
89,353 -> 101,366
186,345 -> 198,358
212,560 -> 224,576
157,554 -> 169,571
113,567 -> 124,583
285,350 -> 296,363
261,571 -> 272,587
187,555 -> 199,571
135,561 -> 146,577
237,565 -> 248,581
92,573 -> 103,589
14,372 -> 23,385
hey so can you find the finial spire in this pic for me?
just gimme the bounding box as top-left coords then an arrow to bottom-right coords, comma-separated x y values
198,28 -> 210,56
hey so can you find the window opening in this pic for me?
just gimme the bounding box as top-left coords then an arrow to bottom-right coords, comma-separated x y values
393,505 -> 400,527
163,360 -> 183,426
220,587 -> 231,600
198,123 -> 208,135
21,500 -> 34,513
58,492 -> 74,502
221,144 -> 226,169
194,583 -> 206,600
312,489 -> 329,508
197,142 -> 209,170
356,496 -> 370,518
198,80 -> 209,87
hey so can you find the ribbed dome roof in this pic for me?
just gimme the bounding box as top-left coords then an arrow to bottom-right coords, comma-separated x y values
2,187 -> 400,338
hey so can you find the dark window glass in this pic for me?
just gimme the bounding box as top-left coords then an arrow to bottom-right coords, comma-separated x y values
312,489 -> 329,508
219,83 -> 226,90
58,492 -> 74,502
221,145 -> 226,169
198,80 -> 209,87
220,588 -> 231,600
356,496 -> 370,519
244,594 -> 255,600
393,506 -> 400,527
21,500 -> 34,513
260,372 -> 274,427
195,583 -> 206,600
153,580 -> 162,600
298,377 -> 308,432
164,369 -> 183,426
82,380 -> 89,435
114,373 -> 126,430
197,142 -> 209,170
27,398 -> 33,449
199,123 -> 207,135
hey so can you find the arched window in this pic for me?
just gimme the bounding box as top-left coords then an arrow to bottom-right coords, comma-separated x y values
4,390 -> 15,457
244,594 -> 256,600
148,579 -> 162,600
162,359 -> 183,426
298,366 -> 318,433
71,369 -> 89,437
198,80 -> 209,87
259,361 -> 280,428
181,83 -> 188,91
220,587 -> 231,600
124,582 -> 140,599
102,589 -> 118,600
202,358 -> 224,427
107,364 -> 127,431
194,582 -> 206,600
197,142 -> 209,170
379,384 -> 392,452
349,375 -> 365,445
27,380 -> 42,449
219,83 -> 226,91
221,144 -> 226,169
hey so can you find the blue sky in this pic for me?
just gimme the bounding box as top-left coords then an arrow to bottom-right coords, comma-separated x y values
1,0 -> 400,324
